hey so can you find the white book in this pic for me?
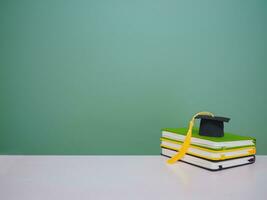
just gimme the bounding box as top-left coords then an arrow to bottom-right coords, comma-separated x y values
161,148 -> 255,171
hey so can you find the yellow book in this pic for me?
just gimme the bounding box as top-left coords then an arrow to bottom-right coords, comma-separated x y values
160,137 -> 256,161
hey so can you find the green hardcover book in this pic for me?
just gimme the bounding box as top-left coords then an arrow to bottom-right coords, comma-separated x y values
162,128 -> 256,150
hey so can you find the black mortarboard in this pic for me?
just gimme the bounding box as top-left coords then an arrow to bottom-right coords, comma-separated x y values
195,115 -> 230,137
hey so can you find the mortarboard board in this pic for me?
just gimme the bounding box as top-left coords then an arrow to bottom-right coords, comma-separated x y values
195,115 -> 230,137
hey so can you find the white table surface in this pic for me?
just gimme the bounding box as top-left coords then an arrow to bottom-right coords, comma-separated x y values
0,155 -> 266,200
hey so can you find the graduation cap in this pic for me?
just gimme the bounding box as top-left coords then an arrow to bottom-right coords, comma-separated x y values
195,115 -> 230,137
167,112 -> 230,164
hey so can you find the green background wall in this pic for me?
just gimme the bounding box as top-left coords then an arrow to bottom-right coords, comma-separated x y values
1,0 -> 266,155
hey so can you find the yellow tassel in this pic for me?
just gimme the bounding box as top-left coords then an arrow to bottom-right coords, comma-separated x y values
167,111 -> 214,164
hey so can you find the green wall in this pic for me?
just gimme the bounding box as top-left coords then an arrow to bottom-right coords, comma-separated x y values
1,0 -> 267,155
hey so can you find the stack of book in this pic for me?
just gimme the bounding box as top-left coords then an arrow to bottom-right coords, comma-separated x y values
161,128 -> 256,171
